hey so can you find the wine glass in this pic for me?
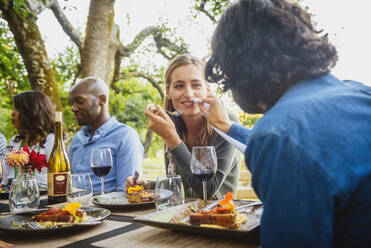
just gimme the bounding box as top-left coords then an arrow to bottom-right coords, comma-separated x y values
90,148 -> 112,196
154,175 -> 184,211
67,173 -> 93,206
190,146 -> 217,201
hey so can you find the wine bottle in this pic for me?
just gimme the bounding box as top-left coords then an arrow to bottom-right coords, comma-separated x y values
48,111 -> 70,203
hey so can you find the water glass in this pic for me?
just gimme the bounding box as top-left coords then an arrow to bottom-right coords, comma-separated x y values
155,175 -> 184,211
9,177 -> 40,214
67,173 -> 93,206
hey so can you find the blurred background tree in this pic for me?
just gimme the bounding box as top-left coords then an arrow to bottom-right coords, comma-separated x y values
0,0 -> 261,161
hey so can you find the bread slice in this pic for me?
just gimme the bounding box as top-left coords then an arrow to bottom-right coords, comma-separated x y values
189,213 -> 237,228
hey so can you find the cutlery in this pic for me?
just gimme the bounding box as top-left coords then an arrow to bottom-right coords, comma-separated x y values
180,199 -> 262,223
166,110 -> 183,117
149,105 -> 183,118
235,201 -> 263,211
133,170 -> 139,185
27,221 -> 45,230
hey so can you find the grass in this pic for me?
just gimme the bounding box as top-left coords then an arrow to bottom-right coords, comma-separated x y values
142,156 -> 165,180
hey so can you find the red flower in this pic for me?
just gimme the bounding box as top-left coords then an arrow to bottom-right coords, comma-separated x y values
22,146 -> 49,173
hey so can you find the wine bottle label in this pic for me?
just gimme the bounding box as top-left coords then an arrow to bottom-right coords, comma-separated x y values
48,172 -> 70,196
55,111 -> 62,122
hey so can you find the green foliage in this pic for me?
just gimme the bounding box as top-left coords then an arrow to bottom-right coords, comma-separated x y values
51,45 -> 80,140
109,77 -> 164,152
239,113 -> 263,128
192,0 -> 230,20
0,20 -> 30,140
0,20 -> 30,94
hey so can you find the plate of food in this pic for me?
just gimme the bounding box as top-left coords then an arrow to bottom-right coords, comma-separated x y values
92,186 -> 172,210
134,193 -> 263,239
0,202 -> 111,233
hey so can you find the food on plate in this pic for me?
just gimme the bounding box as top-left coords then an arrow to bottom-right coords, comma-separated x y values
33,202 -> 86,225
189,192 -> 246,229
127,185 -> 156,203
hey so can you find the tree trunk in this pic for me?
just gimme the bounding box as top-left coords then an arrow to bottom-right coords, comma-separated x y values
0,2 -> 62,110
143,129 -> 153,158
81,0 -> 115,82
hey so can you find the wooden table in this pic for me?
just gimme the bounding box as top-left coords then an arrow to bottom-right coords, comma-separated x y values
0,195 -> 260,248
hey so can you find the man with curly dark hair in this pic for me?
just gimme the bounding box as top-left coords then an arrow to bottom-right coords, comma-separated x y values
200,0 -> 371,247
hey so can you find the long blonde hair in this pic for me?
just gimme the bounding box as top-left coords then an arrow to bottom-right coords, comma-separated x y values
164,54 -> 213,148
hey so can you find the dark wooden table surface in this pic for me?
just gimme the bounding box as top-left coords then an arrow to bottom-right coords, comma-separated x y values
0,194 -> 260,247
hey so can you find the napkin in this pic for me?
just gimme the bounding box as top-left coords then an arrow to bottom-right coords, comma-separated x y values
193,98 -> 247,154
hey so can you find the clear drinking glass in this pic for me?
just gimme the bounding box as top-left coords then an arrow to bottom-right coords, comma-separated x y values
155,175 -> 184,211
67,173 -> 93,206
9,177 -> 40,214
90,148 -> 113,196
190,146 -> 217,201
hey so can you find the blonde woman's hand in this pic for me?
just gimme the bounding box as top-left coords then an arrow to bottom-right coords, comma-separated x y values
144,104 -> 181,149
199,95 -> 233,133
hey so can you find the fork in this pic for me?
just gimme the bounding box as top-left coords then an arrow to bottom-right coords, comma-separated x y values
165,110 -> 183,117
149,105 -> 183,117
27,221 -> 45,230
133,170 -> 139,184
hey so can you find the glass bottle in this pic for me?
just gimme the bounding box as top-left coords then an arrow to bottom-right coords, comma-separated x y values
48,111 -> 70,203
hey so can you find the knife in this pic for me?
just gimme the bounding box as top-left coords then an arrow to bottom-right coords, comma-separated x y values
180,200 -> 262,223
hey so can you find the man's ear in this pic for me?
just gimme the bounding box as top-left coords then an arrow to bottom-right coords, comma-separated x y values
98,95 -> 106,105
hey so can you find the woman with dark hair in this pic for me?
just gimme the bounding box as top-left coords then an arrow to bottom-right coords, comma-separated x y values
200,0 -> 371,247
126,54 -> 241,199
2,90 -> 55,186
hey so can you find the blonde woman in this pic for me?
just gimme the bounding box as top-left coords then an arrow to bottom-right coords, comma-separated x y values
126,54 -> 241,199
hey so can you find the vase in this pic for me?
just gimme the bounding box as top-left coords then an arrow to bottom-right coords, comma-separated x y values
9,166 -> 40,214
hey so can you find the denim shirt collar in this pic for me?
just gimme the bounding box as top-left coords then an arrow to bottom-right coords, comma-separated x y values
81,116 -> 117,144
264,73 -> 333,114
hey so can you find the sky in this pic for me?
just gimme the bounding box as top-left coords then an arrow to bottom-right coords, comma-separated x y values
37,0 -> 371,87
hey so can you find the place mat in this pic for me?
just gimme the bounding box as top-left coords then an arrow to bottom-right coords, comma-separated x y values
60,223 -> 144,248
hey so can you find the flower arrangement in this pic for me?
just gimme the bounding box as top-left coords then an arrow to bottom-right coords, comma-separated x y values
5,146 -> 49,175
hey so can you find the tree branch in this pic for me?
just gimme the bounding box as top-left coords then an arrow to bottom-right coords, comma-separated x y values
48,0 -> 83,53
152,33 -> 188,60
118,26 -> 159,57
118,25 -> 188,60
197,0 -> 217,23
118,71 -> 164,100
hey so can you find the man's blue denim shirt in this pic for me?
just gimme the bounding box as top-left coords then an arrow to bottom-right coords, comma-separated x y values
68,117 -> 143,193
229,74 -> 371,247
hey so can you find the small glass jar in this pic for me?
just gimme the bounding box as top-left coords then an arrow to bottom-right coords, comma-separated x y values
9,167 -> 40,214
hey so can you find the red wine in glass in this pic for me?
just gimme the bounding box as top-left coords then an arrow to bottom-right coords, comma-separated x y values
191,146 -> 217,201
91,166 -> 112,177
193,172 -> 215,182
91,148 -> 113,196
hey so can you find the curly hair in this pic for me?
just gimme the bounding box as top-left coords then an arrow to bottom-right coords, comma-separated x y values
13,90 -> 55,147
205,0 -> 338,109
